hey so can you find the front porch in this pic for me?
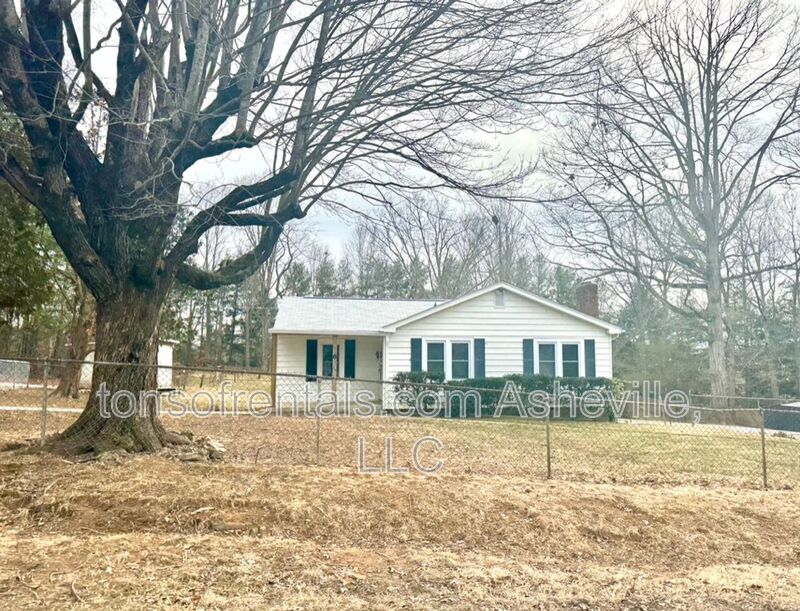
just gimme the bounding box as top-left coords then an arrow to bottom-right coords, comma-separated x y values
272,333 -> 385,405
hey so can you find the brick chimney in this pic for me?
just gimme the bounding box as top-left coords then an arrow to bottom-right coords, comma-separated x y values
576,282 -> 599,317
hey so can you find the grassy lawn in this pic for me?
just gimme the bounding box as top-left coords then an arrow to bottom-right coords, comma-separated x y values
1,406 -> 797,488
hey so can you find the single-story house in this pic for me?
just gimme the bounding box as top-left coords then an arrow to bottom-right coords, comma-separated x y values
270,282 -> 622,403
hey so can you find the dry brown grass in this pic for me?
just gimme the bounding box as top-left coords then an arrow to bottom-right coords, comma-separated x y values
1,451 -> 799,609
0,382 -> 800,611
0,388 -> 84,410
1,399 -> 799,608
1,405 -> 798,489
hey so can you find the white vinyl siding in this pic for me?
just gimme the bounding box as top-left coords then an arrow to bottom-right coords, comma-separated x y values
385,290 -> 613,380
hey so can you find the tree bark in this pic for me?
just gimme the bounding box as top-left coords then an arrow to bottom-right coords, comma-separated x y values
53,285 -> 179,454
726,332 -> 738,398
706,241 -> 728,405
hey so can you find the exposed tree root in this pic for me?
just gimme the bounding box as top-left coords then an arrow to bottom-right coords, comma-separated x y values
5,427 -> 225,463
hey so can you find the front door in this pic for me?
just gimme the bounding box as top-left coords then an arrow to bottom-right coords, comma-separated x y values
322,344 -> 335,377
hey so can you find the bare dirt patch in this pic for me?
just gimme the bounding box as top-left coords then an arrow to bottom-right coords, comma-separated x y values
1,451 -> 799,609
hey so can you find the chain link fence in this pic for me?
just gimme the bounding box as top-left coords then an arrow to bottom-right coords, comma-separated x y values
0,357 -> 798,489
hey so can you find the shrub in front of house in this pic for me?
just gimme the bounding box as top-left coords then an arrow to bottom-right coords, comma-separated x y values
391,370 -> 447,409
391,370 -> 447,386
390,371 -> 623,419
446,374 -> 622,420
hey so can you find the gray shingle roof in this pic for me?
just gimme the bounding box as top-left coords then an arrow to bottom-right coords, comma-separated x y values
272,296 -> 440,335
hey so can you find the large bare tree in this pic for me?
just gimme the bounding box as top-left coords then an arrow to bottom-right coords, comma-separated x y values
545,0 -> 800,399
0,0 -> 601,453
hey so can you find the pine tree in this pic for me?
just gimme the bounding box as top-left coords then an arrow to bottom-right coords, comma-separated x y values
282,262 -> 313,296
314,251 -> 338,296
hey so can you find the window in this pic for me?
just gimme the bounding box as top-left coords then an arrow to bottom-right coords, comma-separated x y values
451,342 -> 470,379
426,341 -> 445,376
562,343 -> 580,378
494,289 -> 505,307
322,344 -> 335,377
538,343 -> 556,377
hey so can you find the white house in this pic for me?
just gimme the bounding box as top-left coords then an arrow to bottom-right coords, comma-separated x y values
270,282 -> 622,403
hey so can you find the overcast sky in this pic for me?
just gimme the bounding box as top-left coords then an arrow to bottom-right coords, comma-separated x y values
186,125 -> 543,257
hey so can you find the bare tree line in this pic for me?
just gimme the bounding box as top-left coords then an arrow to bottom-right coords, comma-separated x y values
543,0 -> 800,399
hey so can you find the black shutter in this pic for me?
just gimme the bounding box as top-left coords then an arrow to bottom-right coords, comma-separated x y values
344,339 -> 356,379
305,339 -> 318,381
523,339 -> 534,375
584,339 -> 596,378
474,338 -> 485,378
410,338 -> 422,372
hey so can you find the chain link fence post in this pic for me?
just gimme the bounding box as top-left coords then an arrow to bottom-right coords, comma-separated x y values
758,399 -> 768,490
40,359 -> 49,445
315,376 -> 321,465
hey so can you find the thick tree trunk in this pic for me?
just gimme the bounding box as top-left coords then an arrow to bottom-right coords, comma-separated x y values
725,316 -> 737,398
53,286 -> 180,454
706,244 -> 728,406
708,308 -> 728,402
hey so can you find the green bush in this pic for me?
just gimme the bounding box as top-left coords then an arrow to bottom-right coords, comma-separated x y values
391,370 -> 446,409
390,371 -> 623,419
451,374 -> 622,419
391,370 -> 446,386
